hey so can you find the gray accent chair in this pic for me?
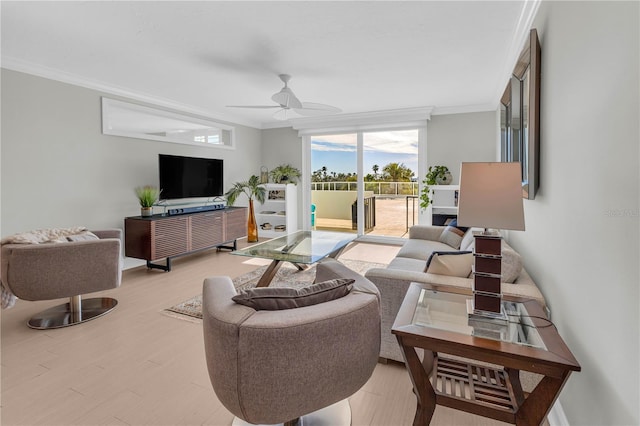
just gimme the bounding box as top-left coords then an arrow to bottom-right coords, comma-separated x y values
1,229 -> 122,329
202,258 -> 381,426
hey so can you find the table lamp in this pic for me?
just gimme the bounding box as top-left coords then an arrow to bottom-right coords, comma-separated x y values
457,162 -> 525,321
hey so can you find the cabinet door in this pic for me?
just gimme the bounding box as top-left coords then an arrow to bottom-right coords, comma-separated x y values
124,218 -> 152,260
152,216 -> 189,260
224,208 -> 247,242
191,212 -> 224,250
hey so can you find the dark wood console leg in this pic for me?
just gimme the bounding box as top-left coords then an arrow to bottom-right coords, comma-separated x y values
216,239 -> 238,251
146,258 -> 171,272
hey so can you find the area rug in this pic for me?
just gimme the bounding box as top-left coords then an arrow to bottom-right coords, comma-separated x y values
164,259 -> 387,321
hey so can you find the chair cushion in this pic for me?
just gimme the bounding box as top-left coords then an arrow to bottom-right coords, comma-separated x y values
232,278 -> 354,310
438,219 -> 470,249
425,251 -> 473,277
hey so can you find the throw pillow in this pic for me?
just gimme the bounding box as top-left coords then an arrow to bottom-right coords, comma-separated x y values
425,251 -> 473,277
501,247 -> 523,283
232,278 -> 354,310
438,219 -> 470,249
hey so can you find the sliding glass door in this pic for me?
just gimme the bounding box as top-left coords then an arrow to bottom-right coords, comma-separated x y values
310,133 -> 358,234
309,129 -> 420,238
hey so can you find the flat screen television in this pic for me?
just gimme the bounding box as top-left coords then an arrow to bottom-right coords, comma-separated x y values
158,154 -> 223,200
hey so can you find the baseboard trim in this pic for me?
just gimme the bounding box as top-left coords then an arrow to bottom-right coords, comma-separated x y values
548,400 -> 569,426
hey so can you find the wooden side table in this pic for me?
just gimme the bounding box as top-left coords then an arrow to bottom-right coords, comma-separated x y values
392,283 -> 580,426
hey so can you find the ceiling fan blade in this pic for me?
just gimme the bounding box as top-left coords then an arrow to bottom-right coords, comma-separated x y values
271,88 -> 303,109
226,105 -> 281,109
273,108 -> 294,121
293,102 -> 342,116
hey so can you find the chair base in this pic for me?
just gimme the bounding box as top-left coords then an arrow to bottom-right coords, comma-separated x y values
28,297 -> 118,329
231,399 -> 351,426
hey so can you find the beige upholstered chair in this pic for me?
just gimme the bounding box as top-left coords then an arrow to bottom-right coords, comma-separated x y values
202,258 -> 381,426
1,229 -> 122,329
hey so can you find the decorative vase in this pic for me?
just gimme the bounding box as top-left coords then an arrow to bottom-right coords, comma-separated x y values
141,207 -> 153,217
436,171 -> 453,185
260,166 -> 269,184
247,199 -> 258,242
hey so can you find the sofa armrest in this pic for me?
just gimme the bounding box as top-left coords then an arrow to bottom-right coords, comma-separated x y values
365,267 -> 476,362
409,225 -> 446,241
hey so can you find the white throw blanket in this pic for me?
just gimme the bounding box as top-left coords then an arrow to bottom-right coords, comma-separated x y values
1,227 -> 90,308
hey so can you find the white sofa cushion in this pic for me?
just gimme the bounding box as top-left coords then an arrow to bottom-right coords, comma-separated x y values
387,257 -> 427,273
396,239 -> 452,261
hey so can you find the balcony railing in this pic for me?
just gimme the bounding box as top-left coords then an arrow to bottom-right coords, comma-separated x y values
311,181 -> 418,197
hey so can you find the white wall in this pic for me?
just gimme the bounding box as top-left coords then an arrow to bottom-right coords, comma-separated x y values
508,2 -> 639,425
419,111 -> 497,224
1,69 -> 263,237
261,127 -> 304,229
427,111 -> 497,184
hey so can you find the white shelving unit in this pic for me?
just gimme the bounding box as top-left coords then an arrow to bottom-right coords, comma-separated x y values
429,185 -> 459,225
256,183 -> 298,239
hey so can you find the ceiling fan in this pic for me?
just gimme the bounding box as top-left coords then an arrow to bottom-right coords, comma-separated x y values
227,74 -> 342,120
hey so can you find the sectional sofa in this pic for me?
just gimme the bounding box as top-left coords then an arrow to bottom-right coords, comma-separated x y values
364,224 -> 546,363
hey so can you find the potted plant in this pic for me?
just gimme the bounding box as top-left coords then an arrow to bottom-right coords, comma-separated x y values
135,186 -> 161,217
427,165 -> 452,185
225,175 -> 266,242
419,166 -> 452,211
269,164 -> 301,184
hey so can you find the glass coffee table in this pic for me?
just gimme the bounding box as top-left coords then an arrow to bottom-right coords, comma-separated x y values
392,283 -> 581,426
231,230 -> 357,287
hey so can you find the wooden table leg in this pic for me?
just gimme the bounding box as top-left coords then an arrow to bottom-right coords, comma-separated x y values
515,371 -> 571,426
397,336 -> 436,426
292,263 -> 308,271
256,259 -> 283,287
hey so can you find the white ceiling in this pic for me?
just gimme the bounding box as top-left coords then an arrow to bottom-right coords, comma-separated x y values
1,1 -> 539,129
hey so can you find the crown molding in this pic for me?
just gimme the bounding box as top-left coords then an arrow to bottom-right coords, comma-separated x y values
492,0 -> 542,105
1,56 -> 263,129
432,103 -> 498,116
289,107 -> 433,135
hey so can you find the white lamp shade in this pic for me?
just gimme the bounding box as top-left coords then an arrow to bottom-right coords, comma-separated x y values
457,162 -> 525,231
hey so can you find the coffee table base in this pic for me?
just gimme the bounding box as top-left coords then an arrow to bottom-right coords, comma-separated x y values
256,259 -> 308,287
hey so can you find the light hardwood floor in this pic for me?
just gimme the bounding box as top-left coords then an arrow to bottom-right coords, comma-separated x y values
1,241 -> 513,426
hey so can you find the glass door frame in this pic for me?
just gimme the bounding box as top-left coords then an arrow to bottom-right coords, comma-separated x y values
301,124 -> 428,241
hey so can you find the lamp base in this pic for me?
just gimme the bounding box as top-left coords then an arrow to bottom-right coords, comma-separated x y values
466,299 -> 508,324
466,299 -> 510,340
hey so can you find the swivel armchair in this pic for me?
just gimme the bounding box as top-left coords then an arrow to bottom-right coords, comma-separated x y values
1,229 -> 122,329
202,258 -> 381,425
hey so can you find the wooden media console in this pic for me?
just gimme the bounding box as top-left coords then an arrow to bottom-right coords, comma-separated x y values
124,207 -> 247,271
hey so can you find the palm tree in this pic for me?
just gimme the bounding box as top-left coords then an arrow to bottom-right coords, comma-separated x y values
372,164 -> 379,180
225,175 -> 266,242
382,162 -> 414,182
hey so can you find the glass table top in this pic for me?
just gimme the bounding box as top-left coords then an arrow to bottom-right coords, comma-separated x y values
231,231 -> 357,264
411,289 -> 547,350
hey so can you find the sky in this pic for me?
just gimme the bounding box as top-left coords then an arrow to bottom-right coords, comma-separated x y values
311,130 -> 419,178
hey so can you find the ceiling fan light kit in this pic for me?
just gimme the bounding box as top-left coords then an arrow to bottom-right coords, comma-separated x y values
227,74 -> 341,120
